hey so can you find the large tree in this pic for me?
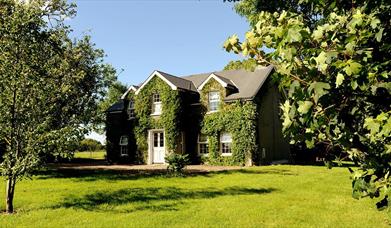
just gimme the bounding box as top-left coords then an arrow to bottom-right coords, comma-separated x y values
225,0 -> 390,209
0,0 -> 115,213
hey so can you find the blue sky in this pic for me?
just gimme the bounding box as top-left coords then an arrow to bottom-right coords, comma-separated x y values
67,0 -> 249,86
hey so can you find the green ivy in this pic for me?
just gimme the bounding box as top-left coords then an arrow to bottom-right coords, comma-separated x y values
133,76 -> 181,162
199,78 -> 258,166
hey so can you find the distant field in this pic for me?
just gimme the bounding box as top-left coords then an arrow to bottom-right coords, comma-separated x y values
74,150 -> 106,160
0,165 -> 389,227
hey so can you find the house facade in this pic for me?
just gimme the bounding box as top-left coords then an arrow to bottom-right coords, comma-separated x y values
106,65 -> 290,166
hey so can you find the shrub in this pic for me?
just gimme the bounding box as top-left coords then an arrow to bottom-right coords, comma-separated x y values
165,153 -> 190,176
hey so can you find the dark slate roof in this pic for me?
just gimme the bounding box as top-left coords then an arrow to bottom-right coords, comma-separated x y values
212,73 -> 237,89
106,100 -> 125,113
156,71 -> 198,92
182,65 -> 274,101
121,65 -> 274,103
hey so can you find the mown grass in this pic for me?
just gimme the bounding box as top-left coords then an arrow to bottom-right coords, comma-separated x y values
0,165 -> 389,227
73,150 -> 106,160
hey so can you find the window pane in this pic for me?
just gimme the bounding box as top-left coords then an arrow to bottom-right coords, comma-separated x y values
209,92 -> 220,101
152,103 -> 162,114
220,132 -> 232,142
121,146 -> 128,155
119,136 -> 128,145
154,133 -> 158,147
160,133 -> 164,147
153,93 -> 161,103
199,143 -> 209,154
199,134 -> 208,142
221,143 -> 231,154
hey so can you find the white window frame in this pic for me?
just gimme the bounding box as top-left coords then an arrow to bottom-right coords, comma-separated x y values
208,91 -> 220,112
220,132 -> 232,156
119,136 -> 129,156
127,99 -> 135,119
198,134 -> 209,156
151,93 -> 162,115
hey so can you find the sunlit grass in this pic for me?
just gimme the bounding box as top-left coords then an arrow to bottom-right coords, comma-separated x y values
73,150 -> 106,160
0,165 -> 389,227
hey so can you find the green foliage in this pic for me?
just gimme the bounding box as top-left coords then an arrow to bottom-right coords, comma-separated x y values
226,0 -> 391,208
134,76 -> 181,162
0,0 -> 115,213
224,59 -> 257,71
96,81 -> 128,133
201,102 -> 258,166
165,153 -> 190,176
78,138 -> 104,152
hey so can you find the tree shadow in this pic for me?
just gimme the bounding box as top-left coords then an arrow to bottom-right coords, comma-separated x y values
34,168 -> 168,182
51,186 -> 277,213
35,166 -> 296,182
194,168 -> 297,177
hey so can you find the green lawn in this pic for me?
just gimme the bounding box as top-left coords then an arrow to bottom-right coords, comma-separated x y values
73,150 -> 106,160
0,165 -> 389,227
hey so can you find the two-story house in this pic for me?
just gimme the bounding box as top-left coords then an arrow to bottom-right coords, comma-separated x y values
106,65 -> 290,166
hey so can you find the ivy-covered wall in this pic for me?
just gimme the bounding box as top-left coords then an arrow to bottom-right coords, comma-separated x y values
199,78 -> 258,166
132,76 -> 189,163
106,75 -> 287,166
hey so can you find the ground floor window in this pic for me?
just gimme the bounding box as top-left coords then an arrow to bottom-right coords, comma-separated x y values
119,135 -> 129,156
220,132 -> 232,156
198,134 -> 209,155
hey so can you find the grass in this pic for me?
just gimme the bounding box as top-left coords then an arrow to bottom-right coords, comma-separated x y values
0,165 -> 389,227
73,150 -> 106,160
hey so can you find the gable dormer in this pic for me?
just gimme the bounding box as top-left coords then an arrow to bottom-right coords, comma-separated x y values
197,73 -> 238,112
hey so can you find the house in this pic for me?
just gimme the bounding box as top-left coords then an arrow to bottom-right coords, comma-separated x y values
106,65 -> 290,166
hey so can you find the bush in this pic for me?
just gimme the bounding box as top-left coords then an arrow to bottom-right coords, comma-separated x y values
78,138 -> 104,152
165,153 -> 190,176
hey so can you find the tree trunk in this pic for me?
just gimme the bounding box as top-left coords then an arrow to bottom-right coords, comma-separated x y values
5,177 -> 15,214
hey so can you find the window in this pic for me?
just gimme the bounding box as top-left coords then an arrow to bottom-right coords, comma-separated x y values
119,136 -> 129,156
198,134 -> 209,155
220,132 -> 232,155
208,91 -> 220,112
151,93 -> 162,115
127,99 -> 135,119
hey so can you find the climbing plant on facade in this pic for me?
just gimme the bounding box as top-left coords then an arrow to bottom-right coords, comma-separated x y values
133,76 -> 182,162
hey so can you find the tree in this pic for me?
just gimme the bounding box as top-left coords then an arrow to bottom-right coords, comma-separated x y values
0,0 -> 116,213
95,81 -> 128,133
224,58 -> 257,71
225,0 -> 391,209
78,138 -> 104,152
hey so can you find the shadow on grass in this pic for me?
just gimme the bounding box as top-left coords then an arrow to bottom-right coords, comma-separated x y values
34,168 -> 167,182
34,166 -> 296,182
203,168 -> 297,176
52,186 -> 276,213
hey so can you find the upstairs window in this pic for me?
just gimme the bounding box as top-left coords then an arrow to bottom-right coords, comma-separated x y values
208,91 -> 220,112
220,132 -> 232,156
198,134 -> 209,155
152,93 -> 162,115
119,136 -> 129,156
127,99 -> 135,119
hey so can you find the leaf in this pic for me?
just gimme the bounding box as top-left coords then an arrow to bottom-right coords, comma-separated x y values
336,73 -> 345,88
308,82 -> 331,103
375,28 -> 384,42
344,60 -> 362,76
297,101 -> 313,114
287,26 -> 302,43
364,118 -> 380,136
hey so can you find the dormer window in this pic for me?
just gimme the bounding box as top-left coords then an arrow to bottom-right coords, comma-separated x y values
127,99 -> 135,119
208,91 -> 220,112
152,93 -> 162,115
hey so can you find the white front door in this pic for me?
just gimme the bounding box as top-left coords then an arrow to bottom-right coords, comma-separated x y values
152,131 -> 165,163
